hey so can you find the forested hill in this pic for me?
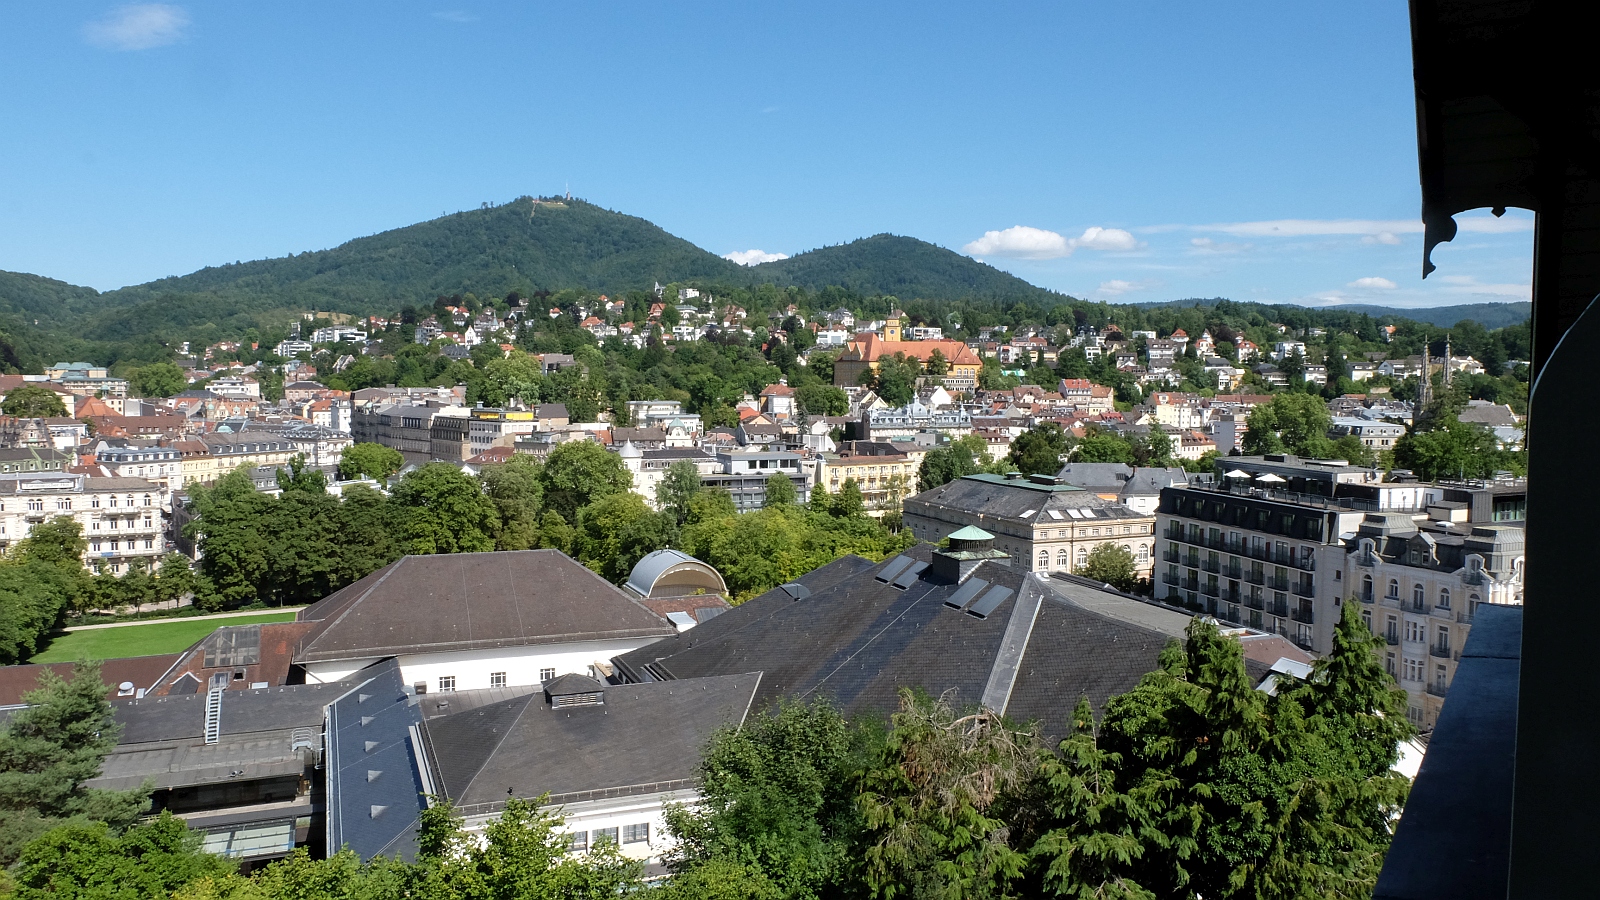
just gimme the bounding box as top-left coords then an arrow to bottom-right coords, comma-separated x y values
749,234 -> 1064,303
1137,297 -> 1533,331
83,198 -> 748,340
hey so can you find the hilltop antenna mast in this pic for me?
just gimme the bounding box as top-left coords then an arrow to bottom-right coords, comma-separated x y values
565,181 -> 571,202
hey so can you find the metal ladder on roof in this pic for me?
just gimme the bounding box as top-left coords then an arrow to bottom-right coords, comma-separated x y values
204,687 -> 223,744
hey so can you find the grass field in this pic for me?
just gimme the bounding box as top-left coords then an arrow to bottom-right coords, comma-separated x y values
29,612 -> 300,663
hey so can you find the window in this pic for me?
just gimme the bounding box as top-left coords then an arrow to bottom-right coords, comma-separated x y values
1137,544 -> 1149,563
565,832 -> 588,853
1438,587 -> 1450,609
438,676 -> 456,692
1388,579 -> 1400,599
1413,584 -> 1424,607
592,827 -> 619,847
1037,550 -> 1049,571
490,672 -> 507,688
539,667 -> 556,683
1077,547 -> 1088,568
1386,651 -> 1396,675
144,539 -> 153,549
1405,620 -> 1424,643
92,540 -> 102,552
622,823 -> 649,844
1057,549 -> 1069,567
1403,657 -> 1425,682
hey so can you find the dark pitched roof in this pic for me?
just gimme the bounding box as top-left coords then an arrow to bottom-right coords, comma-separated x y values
611,546 -> 1181,735
293,551 -> 676,663
422,673 -> 761,811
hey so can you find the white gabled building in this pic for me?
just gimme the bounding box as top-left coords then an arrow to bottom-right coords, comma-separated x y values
0,472 -> 169,574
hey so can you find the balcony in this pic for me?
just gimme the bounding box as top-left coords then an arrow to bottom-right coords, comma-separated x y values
1245,594 -> 1265,610
1269,600 -> 1289,618
1385,632 -> 1400,645
1182,577 -> 1200,591
1267,576 -> 1290,592
1430,643 -> 1455,659
1162,550 -> 1180,564
1220,587 -> 1242,603
1359,592 -> 1375,604
1163,524 -> 1182,540
1183,556 -> 1201,569
1222,564 -> 1242,579
1243,570 -> 1266,585
1201,558 -> 1221,574
1201,582 -> 1220,597
1292,606 -> 1315,625
1293,581 -> 1316,598
1161,572 -> 1179,586
1425,682 -> 1449,698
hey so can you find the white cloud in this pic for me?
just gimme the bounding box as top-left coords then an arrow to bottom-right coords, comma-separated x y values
1095,279 -> 1157,297
1348,276 -> 1398,290
1361,231 -> 1402,245
432,10 -> 479,22
963,226 -> 1071,259
723,249 -> 789,266
1073,226 -> 1140,252
962,225 -> 1140,260
1189,237 -> 1251,255
84,4 -> 190,50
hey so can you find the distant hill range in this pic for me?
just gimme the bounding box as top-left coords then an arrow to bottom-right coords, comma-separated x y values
1136,296 -> 1532,331
0,195 -> 1528,357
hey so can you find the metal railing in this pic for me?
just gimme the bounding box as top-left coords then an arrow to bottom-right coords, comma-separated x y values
1244,570 -> 1266,585
1245,594 -> 1265,611
1292,607 -> 1315,625
1269,601 -> 1289,618
1430,643 -> 1455,659
1201,559 -> 1221,573
1161,572 -> 1179,586
1201,582 -> 1220,597
1385,632 -> 1400,645
1425,682 -> 1449,698
1222,564 -> 1242,580
1162,550 -> 1180,563
1293,582 -> 1316,598
1267,577 -> 1290,592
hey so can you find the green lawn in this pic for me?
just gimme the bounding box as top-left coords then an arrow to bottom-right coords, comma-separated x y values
29,612 -> 300,663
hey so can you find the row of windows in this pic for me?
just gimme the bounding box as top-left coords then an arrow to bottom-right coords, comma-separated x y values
1045,524 -> 1148,538
3,493 -> 155,513
1036,544 -> 1150,571
565,823 -> 650,852
90,539 -> 157,552
1362,575 -> 1455,609
434,668 -> 561,694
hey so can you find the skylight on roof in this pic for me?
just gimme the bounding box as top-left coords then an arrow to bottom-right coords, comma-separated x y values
1021,509 -> 1038,518
1047,510 -> 1064,519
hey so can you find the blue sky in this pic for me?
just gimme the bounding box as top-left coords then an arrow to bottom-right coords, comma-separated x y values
1,2 -> 1533,307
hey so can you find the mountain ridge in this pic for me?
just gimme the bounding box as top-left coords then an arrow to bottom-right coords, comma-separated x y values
0,197 -> 1531,352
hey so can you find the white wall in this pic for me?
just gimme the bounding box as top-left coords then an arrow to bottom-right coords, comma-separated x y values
301,637 -> 666,693
463,789 -> 695,863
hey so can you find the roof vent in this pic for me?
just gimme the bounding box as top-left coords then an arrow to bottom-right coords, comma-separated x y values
779,582 -> 811,601
544,673 -> 606,708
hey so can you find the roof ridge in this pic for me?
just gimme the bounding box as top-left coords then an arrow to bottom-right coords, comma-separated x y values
454,692 -> 539,802
299,557 -> 408,658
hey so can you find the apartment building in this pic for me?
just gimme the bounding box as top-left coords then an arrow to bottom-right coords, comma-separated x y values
1348,510 -> 1524,731
814,441 -> 922,517
0,472 -> 168,574
93,441 -> 186,494
1153,455 -> 1441,654
350,401 -> 468,465
619,446 -> 717,510
702,450 -> 812,511
903,472 -> 1158,578
0,447 -> 72,475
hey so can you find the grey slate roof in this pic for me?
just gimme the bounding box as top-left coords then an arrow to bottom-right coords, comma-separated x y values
1056,463 -> 1190,499
324,658 -> 427,861
611,545 -> 1184,735
87,679 -> 355,792
293,551 -> 676,663
906,473 -> 1150,528
422,673 -> 761,812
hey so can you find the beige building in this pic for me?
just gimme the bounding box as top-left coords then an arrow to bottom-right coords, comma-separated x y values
0,472 -> 169,574
815,441 -> 923,517
903,472 -> 1157,578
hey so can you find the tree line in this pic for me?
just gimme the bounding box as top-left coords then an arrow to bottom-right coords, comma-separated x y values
191,442 -> 912,610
